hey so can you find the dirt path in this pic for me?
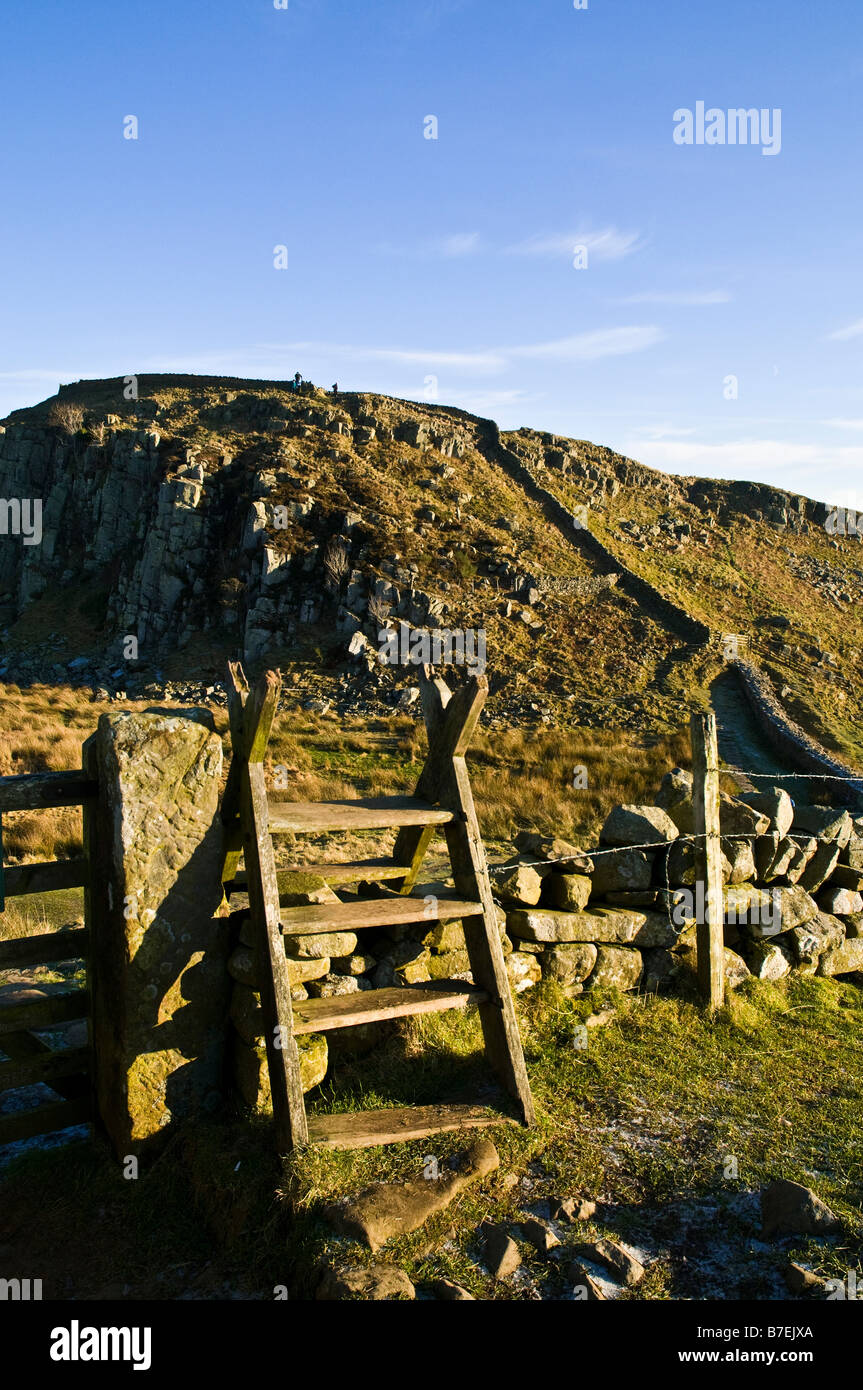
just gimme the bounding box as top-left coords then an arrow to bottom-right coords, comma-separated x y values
709,670 -> 807,800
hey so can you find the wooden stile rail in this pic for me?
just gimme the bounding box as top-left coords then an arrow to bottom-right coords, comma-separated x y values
0,768 -> 95,1147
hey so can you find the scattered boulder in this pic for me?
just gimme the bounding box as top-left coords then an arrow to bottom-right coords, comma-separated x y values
331,1139 -> 499,1251
483,1223 -> 522,1279
520,1216 -> 560,1255
316,1263 -> 415,1300
567,1262 -> 608,1300
425,1278 -> 475,1301
576,1238 -> 645,1287
761,1179 -> 840,1238
785,1262 -> 829,1296
551,1196 -> 596,1223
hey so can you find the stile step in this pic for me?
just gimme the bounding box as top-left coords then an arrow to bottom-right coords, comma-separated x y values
279,893 -> 483,936
291,979 -> 488,1034
268,795 -> 454,834
306,1101 -> 517,1150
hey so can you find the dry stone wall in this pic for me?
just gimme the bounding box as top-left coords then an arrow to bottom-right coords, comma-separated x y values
225,772 -> 863,1115
730,660 -> 863,808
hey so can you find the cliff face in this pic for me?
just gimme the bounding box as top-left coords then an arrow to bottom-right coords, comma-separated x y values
0,375 -> 860,757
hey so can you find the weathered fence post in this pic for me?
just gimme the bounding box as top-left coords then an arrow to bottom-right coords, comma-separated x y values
691,711 -> 725,1010
83,708 -> 231,1157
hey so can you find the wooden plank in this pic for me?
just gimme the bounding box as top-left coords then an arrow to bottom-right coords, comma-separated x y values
306,1101 -> 516,1150
280,894 -> 483,936
0,1046 -> 89,1091
2,859 -> 87,898
243,759 -> 308,1149
692,711 -> 725,1010
0,927 -> 88,971
0,1029 -> 90,1102
444,758 -> 535,1125
220,664 -> 251,886
229,860 -> 410,893
0,987 -> 89,1035
269,796 -> 454,834
0,1097 -> 91,1146
244,670 -> 282,764
393,667 -> 458,892
0,771 -> 97,813
292,981 -> 487,1034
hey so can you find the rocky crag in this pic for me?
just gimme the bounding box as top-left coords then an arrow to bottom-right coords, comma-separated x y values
0,375 -> 861,757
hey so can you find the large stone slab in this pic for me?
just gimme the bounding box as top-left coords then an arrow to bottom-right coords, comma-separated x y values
543,873 -> 593,911
540,942 -> 597,986
798,840 -> 842,893
585,945 -> 643,991
818,937 -> 863,976
794,806 -> 852,847
600,805 -> 678,847
739,788 -> 794,837
818,885 -> 863,916
495,857 -> 546,906
787,912 -> 845,966
589,847 -> 654,895
84,710 -> 231,1156
507,905 -> 647,944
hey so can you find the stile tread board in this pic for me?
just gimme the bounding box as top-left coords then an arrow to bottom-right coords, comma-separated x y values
280,893 -> 483,936
292,980 -> 488,1034
306,1102 -> 517,1150
268,796 -> 454,834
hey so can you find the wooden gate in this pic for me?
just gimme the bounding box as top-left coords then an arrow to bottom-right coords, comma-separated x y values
0,769 -> 97,1146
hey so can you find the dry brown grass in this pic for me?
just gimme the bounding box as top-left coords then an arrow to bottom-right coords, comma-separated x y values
0,682 -> 691,869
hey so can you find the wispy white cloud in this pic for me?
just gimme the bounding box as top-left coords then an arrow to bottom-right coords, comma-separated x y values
505,225 -> 644,262
513,326 -> 663,361
618,289 -> 730,306
376,232 -> 482,259
150,327 -> 663,380
623,435 -> 863,503
826,318 -> 863,342
438,232 -> 481,257
823,417 -> 863,430
629,422 -> 698,441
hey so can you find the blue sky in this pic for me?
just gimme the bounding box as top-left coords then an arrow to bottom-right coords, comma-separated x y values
1,0 -> 861,507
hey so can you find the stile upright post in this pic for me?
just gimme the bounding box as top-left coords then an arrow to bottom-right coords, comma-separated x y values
691,711 -> 725,1010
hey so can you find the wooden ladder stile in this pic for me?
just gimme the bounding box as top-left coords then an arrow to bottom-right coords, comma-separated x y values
220,661 -> 535,1152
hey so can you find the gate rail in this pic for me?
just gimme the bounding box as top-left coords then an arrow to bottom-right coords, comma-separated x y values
0,770 -> 97,1146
